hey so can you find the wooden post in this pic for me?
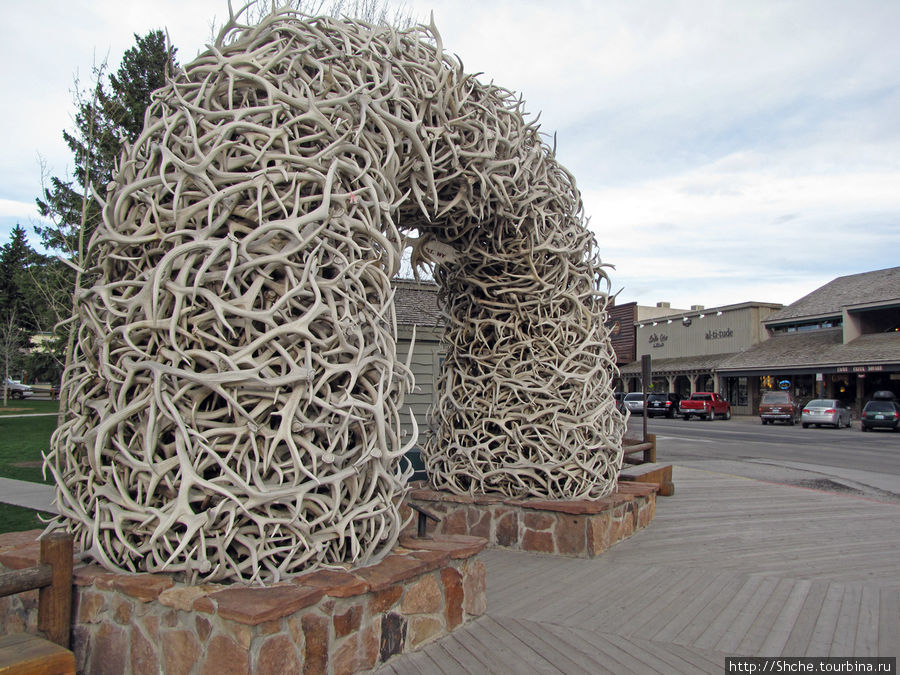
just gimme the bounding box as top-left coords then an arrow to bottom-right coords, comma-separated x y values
643,433 -> 657,464
37,532 -> 73,649
641,355 -> 651,442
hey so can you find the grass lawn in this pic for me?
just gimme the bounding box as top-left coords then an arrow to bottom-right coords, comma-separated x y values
0,399 -> 59,533
0,502 -> 54,533
0,403 -> 59,484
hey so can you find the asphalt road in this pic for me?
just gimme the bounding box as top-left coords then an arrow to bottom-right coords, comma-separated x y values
627,413 -> 900,503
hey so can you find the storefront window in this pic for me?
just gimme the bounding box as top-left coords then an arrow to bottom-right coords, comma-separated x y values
724,377 -> 748,406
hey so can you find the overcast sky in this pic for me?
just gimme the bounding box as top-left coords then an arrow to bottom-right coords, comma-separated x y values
2,1 -> 898,310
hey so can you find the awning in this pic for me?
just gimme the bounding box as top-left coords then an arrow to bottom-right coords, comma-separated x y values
717,329 -> 900,375
618,353 -> 740,377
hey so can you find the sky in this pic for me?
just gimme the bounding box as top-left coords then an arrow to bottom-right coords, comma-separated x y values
2,0 -> 898,310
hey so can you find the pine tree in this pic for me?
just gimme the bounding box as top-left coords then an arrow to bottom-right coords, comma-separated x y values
0,225 -> 40,331
35,30 -> 178,260
32,31 -> 178,397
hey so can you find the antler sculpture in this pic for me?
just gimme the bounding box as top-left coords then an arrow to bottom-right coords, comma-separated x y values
44,6 -> 625,584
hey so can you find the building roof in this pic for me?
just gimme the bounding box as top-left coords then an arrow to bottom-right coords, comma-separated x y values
393,280 -> 444,327
764,266 -> 900,325
634,301 -> 783,325
636,304 -> 690,321
618,353 -> 740,376
718,328 -> 900,372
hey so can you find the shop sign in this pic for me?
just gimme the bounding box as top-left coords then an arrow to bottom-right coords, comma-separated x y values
837,365 -> 884,373
648,333 -> 668,349
778,380 -> 791,390
705,328 -> 734,340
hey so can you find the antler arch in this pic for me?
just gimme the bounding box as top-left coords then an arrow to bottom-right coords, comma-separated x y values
45,7 -> 625,584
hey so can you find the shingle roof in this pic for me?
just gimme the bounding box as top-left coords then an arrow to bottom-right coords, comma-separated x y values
765,266 -> 900,324
618,353 -> 739,376
393,280 -> 444,327
719,328 -> 900,371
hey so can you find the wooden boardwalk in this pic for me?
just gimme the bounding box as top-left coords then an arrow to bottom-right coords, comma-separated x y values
377,466 -> 900,673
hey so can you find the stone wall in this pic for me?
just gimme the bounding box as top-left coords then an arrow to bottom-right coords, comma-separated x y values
0,531 -> 486,674
406,482 -> 657,557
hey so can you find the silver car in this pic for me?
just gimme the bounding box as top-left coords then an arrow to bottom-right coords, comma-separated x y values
4,378 -> 34,399
623,392 -> 645,415
801,399 -> 852,428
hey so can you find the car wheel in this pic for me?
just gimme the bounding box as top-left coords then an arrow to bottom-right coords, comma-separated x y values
760,419 -> 766,425
707,411 -> 715,421
787,418 -> 795,426
724,409 -> 731,420
10,391 -> 22,400
802,423 -> 809,428
861,425 -> 868,432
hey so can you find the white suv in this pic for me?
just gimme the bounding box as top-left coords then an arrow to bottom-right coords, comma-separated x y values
5,378 -> 34,399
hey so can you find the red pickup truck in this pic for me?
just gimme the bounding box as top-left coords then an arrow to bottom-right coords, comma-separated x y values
681,392 -> 732,421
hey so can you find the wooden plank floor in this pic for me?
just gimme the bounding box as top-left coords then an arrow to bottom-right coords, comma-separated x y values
377,466 -> 900,673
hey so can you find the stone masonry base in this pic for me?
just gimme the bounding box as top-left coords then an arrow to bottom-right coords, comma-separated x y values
0,530 -> 487,674
405,481 -> 658,557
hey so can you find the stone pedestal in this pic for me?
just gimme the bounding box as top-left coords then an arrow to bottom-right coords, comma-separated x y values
0,530 -> 487,674
405,482 -> 657,557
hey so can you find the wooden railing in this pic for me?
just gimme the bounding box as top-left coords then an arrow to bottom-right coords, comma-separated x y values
0,532 -> 73,648
622,433 -> 656,465
0,532 -> 75,674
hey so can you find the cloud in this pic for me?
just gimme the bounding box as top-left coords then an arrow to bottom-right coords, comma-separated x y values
2,0 -> 898,311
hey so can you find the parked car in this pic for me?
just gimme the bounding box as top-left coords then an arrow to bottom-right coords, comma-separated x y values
681,392 -> 731,420
646,393 -> 682,418
4,378 -> 34,399
623,392 -> 646,415
860,399 -> 900,432
759,390 -> 801,425
801,399 -> 852,428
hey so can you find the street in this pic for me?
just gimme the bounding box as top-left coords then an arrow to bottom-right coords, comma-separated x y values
627,414 -> 900,502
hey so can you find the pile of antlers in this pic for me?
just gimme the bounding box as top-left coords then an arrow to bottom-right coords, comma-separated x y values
45,6 -> 625,584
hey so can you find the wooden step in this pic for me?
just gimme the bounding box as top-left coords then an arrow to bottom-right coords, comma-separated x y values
0,633 -> 74,675
619,462 -> 674,496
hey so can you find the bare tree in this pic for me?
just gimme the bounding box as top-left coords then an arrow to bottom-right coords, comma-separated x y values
0,309 -> 24,407
36,60 -> 109,420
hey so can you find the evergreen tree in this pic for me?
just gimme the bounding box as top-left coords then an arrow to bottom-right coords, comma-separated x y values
0,225 -> 40,331
32,31 -> 177,393
35,30 -> 178,260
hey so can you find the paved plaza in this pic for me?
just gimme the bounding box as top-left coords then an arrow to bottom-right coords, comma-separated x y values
377,466 -> 900,673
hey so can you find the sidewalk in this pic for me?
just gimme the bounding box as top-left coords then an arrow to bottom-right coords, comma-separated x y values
0,476 -> 57,514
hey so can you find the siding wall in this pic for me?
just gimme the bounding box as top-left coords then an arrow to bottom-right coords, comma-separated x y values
636,305 -> 781,360
396,326 -> 444,449
607,302 -> 637,364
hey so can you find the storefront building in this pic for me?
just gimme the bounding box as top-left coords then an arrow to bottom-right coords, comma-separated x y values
615,266 -> 900,416
718,266 -> 900,416
616,302 -> 783,413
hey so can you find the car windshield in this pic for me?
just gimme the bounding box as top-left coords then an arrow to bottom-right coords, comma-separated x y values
806,400 -> 836,408
648,394 -> 667,401
762,392 -> 790,403
865,401 -> 895,413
